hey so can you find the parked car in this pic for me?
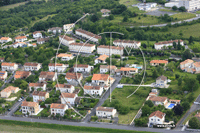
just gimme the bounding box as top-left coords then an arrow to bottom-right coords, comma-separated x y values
18,98 -> 22,102
21,96 -> 24,99
7,109 -> 11,111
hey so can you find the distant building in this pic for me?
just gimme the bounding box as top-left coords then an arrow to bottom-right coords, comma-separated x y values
39,71 -> 56,82
96,106 -> 117,118
95,55 -> 109,64
101,9 -> 111,17
69,43 -> 96,53
120,67 -> 138,76
48,63 -> 68,72
154,40 -> 184,50
24,62 -> 42,71
63,23 -> 74,33
149,110 -> 165,125
97,45 -> 124,56
91,74 -> 115,86
133,3 -> 157,11
156,75 -> 168,87
12,42 -> 26,48
55,84 -> 75,93
50,103 -> 68,116
150,60 -> 168,66
65,72 -> 83,83
15,36 -> 27,42
32,91 -> 49,103
75,29 -> 101,43
37,38 -> 49,44
1,62 -> 18,71
180,59 -> 200,73
148,96 -> 168,106
73,64 -> 93,73
113,40 -> 141,48
84,85 -> 103,96
61,92 -> 78,105
100,65 -> 117,74
59,35 -> 75,46
57,53 -> 74,61
28,83 -> 47,91
1,86 -> 19,98
0,71 -> 7,80
0,37 -> 12,43
33,31 -> 42,39
14,71 -> 31,80
48,27 -> 62,34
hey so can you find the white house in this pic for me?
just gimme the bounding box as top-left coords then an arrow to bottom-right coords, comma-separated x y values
50,103 -> 68,116
0,71 -> 7,80
134,3 -> 157,11
39,71 -> 56,82
12,42 -> 26,48
100,65 -> 117,74
154,40 -> 184,50
24,62 -> 42,71
101,9 -> 111,17
65,72 -> 83,83
57,53 -> 74,61
113,39 -> 141,48
1,62 -> 18,71
73,64 -> 93,73
21,101 -> 40,115
148,96 -> 168,106
150,60 -> 168,66
32,91 -> 49,103
84,85 -> 104,96
69,43 -> 96,53
91,74 -> 115,86
0,37 -> 12,43
63,23 -> 74,33
156,75 -> 168,87
48,63 -> 69,72
55,84 -> 75,93
48,27 -> 62,34
15,36 -> 27,42
75,29 -> 101,43
120,67 -> 138,76
37,38 -> 49,44
95,55 -> 109,64
180,59 -> 194,70
33,31 -> 42,39
96,106 -> 117,118
149,110 -> 166,125
193,62 -> 200,73
28,83 -> 47,91
61,92 -> 77,105
59,35 -> 75,46
97,45 -> 124,56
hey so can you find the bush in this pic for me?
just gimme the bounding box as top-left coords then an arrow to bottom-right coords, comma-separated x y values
91,116 -> 98,121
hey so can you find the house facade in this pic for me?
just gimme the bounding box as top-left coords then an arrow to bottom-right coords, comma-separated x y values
14,71 -> 31,80
12,42 -> 26,48
96,106 -> 117,118
0,37 -> 12,43
21,101 -> 40,115
65,72 -> 83,83
48,63 -> 69,72
1,86 -> 19,98
0,71 -> 7,80
75,29 -> 101,43
100,65 -> 117,74
97,45 -> 124,56
32,91 -> 49,103
24,62 -> 42,71
69,43 -> 95,53
48,27 -> 62,34
33,31 -> 42,38
95,55 -> 109,64
148,96 -> 168,106
1,62 -> 18,71
154,40 -> 184,50
50,103 -> 68,116
57,53 -> 74,61
91,74 -> 115,86
149,110 -> 166,125
150,60 -> 168,66
39,71 -> 56,82
28,83 -> 47,91
37,38 -> 49,44
120,67 -> 138,76
83,85 -> 103,96
55,84 -> 75,93
63,23 -> 74,33
61,92 -> 78,105
113,39 -> 141,48
73,64 -> 93,73
15,36 -> 27,42
59,35 -> 75,46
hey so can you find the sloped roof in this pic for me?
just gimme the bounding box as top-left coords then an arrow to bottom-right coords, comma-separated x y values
149,110 -> 165,119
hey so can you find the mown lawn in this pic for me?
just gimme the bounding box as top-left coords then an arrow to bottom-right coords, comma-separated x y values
171,13 -> 196,21
0,1 -> 28,11
119,0 -> 141,6
159,9 -> 179,13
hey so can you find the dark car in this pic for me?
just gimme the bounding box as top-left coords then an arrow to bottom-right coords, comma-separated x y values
21,96 -> 24,99
7,109 -> 11,111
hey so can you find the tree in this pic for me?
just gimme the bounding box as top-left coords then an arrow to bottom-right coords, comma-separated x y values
172,6 -> 178,11
152,69 -> 158,79
123,15 -> 128,22
25,75 -> 35,83
182,49 -> 192,60
108,14 -> 114,20
173,104 -> 183,115
141,105 -> 151,116
196,73 -> 200,83
183,77 -> 199,92
177,40 -> 182,50
178,78 -> 182,86
145,100 -> 154,107
179,6 -> 186,12
100,34 -> 106,45
189,36 -> 194,44
134,117 -> 148,127
189,117 -> 200,129
181,102 -> 190,111
175,74 -> 180,79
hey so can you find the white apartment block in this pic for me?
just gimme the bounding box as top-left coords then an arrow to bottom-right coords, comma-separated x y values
69,43 -> 95,53
97,45 -> 124,56
32,91 -> 49,103
149,111 -> 165,125
33,31 -> 42,39
73,64 -> 93,73
48,63 -> 69,72
113,40 -> 141,48
179,0 -> 200,11
50,103 -> 68,116
15,36 -> 27,42
55,84 -> 75,93
61,92 -> 77,105
57,53 -> 74,61
84,85 -> 104,96
0,37 -> 12,43
154,40 -> 184,50
1,62 -> 18,71
75,29 -> 102,43
96,106 -> 117,118
59,35 -> 75,46
24,62 -> 42,71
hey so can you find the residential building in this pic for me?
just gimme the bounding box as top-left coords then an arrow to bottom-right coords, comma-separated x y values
180,59 -> 200,73
48,63 -> 69,72
83,85 -> 103,95
100,65 -> 117,74
48,27 -> 62,34
154,40 -> 184,50
113,39 -> 141,48
180,59 -> 194,70
96,106 -> 117,118
39,71 -> 56,82
1,86 -> 19,98
150,60 -> 168,66
149,110 -> 165,125
75,29 -> 102,43
169,99 -> 181,104
65,72 -> 83,83
97,45 -> 124,56
101,9 -> 111,17
148,96 -> 168,106
15,36 -> 27,42
73,64 -> 93,73
21,101 -> 40,115
32,91 -> 49,103
134,3 -> 157,11
57,53 -> 74,61
24,62 -> 42,71
61,92 -> 78,105
50,103 -> 68,116
28,83 -> 47,91
95,55 -> 109,64
91,74 -> 115,86
69,43 -> 95,53
0,57 -> 4,62
1,62 -> 18,71
33,31 -> 42,38
63,23 -> 74,33
0,37 -> 12,43
37,38 -> 49,44
32,43 -> 37,47
55,84 -> 75,93
193,62 -> 200,73
0,71 -> 7,80
120,67 -> 138,76
59,35 -> 75,46
14,71 -> 31,80
156,75 -> 168,87
12,42 -> 26,48
179,0 -> 200,11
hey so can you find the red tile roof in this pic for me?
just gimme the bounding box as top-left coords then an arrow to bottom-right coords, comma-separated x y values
149,110 -> 165,119
50,103 -> 66,109
92,74 -> 109,81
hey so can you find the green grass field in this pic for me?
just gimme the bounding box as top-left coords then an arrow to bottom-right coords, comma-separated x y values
0,1 -> 28,11
159,9 -> 179,13
119,0 -> 141,6
30,14 -> 57,27
171,13 -> 196,21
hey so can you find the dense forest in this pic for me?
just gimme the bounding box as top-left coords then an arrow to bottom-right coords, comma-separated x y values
0,0 -> 29,6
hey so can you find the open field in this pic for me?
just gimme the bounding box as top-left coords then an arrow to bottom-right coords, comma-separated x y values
103,86 -> 151,124
119,0 -> 141,6
30,14 -> 57,27
171,13 -> 196,21
0,119 -> 151,133
159,9 -> 179,13
0,1 -> 28,11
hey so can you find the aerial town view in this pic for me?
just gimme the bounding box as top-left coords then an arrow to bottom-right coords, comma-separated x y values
1,0 -> 200,133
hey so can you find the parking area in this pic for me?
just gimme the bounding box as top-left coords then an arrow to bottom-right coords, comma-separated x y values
145,9 -> 177,16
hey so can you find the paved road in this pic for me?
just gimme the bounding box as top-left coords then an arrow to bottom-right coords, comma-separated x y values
0,115 -> 192,133
0,72 -> 15,90
121,84 -> 152,87
83,76 -> 122,122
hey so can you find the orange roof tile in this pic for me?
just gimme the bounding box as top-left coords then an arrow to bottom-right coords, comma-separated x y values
1,86 -> 18,93
15,36 -> 27,40
92,74 -> 109,81
149,110 -> 165,119
98,45 -> 124,50
50,103 -> 66,109
21,101 -> 38,107
57,53 -> 73,58
65,72 -> 82,80
76,29 -> 102,39
59,35 -> 75,41
69,43 -> 95,47
96,106 -> 114,112
120,67 -> 137,71
61,92 -> 76,98
180,59 -> 194,65
150,60 -> 168,64
84,85 -> 101,90
0,37 -> 10,40
96,55 -> 109,61
149,96 -> 168,102
14,71 -> 31,79
1,62 -> 15,66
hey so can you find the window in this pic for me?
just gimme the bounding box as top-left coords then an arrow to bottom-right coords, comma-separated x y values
158,119 -> 160,121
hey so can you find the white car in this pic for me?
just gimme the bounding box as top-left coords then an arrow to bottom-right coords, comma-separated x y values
18,98 -> 22,102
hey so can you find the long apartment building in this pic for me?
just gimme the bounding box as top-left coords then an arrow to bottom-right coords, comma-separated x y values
154,40 -> 184,50
24,62 -> 42,71
59,35 -> 75,46
69,43 -> 95,53
113,39 -> 141,48
1,62 -> 18,71
75,29 -> 101,43
97,45 -> 124,56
